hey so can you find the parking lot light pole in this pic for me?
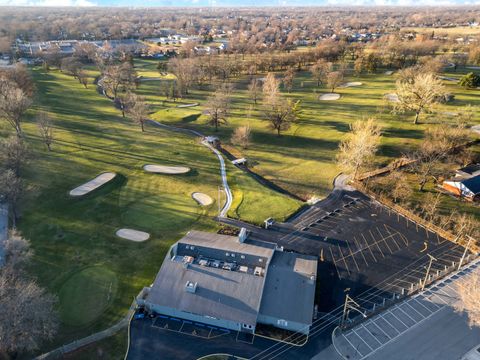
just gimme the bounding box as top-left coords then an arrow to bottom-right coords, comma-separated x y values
341,294 -> 367,328
422,254 -> 437,291
458,235 -> 474,271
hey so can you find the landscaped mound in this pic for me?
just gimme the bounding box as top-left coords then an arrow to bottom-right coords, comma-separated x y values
319,93 -> 341,101
115,228 -> 150,242
143,164 -> 190,174
69,172 -> 116,196
192,192 -> 213,206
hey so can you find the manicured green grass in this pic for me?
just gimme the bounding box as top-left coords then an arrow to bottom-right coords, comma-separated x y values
59,266 -> 118,327
145,58 -> 480,199
4,66 -> 300,356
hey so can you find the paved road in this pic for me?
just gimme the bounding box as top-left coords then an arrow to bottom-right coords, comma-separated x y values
314,257 -> 480,360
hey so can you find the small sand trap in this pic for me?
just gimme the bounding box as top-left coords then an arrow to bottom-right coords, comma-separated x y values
143,164 -> 190,174
385,71 -> 394,75
70,172 -> 116,196
192,192 -> 213,206
439,76 -> 458,82
466,66 -> 480,70
319,93 -> 341,101
341,82 -> 363,88
384,93 -> 399,103
472,125 -> 480,135
116,228 -> 150,242
177,103 -> 199,108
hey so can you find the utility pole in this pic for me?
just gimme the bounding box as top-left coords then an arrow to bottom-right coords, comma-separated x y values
341,294 -> 367,328
422,254 -> 437,291
458,235 -> 475,271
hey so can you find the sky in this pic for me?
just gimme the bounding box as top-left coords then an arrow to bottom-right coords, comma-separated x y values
2,0 -> 480,7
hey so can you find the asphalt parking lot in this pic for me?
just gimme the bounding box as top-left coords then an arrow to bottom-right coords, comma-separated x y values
126,315 -> 278,360
250,188 -> 468,312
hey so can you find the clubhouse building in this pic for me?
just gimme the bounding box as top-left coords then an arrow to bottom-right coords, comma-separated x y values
136,230 -> 318,335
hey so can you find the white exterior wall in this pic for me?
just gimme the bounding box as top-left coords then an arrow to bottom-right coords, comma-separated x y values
257,314 -> 310,335
145,302 -> 244,332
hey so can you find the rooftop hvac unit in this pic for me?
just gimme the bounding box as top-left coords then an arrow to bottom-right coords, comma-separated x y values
185,281 -> 198,293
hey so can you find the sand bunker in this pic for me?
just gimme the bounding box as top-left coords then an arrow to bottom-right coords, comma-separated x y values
472,125 -> 480,135
341,82 -> 363,88
319,93 -> 341,101
439,76 -> 458,82
192,192 -> 213,206
466,66 -> 480,70
385,71 -> 394,75
69,172 -> 116,196
143,164 -> 190,174
385,93 -> 399,103
116,229 -> 150,242
177,103 -> 199,108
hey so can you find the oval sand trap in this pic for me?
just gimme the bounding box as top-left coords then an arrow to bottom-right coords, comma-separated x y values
70,172 -> 116,196
143,164 -> 190,174
177,103 -> 199,108
319,93 -> 341,101
192,192 -> 213,206
341,82 -> 363,88
385,71 -> 394,75
466,66 -> 480,70
116,229 -> 150,242
385,93 -> 399,103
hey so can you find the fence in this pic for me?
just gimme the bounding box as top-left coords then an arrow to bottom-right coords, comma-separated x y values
341,252 -> 479,330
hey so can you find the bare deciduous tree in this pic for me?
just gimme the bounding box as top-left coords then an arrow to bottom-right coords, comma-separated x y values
0,233 -> 58,357
455,272 -> 480,328
0,136 -> 28,176
394,72 -> 446,124
337,117 -> 382,179
0,170 -> 23,226
310,59 -> 332,87
263,98 -> 300,136
248,78 -> 261,105
36,111 -> 54,151
283,67 -> 295,93
126,94 -> 150,132
205,86 -> 231,132
262,73 -> 280,105
326,71 -> 344,93
231,125 -> 252,149
0,78 -> 32,136
102,63 -> 137,100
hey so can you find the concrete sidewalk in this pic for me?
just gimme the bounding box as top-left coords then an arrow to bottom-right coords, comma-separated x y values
314,257 -> 480,360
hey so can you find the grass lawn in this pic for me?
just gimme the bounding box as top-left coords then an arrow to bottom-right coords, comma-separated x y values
1,66 -> 299,357
144,58 -> 480,200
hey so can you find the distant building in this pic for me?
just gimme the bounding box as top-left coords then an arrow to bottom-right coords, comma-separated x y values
137,230 -> 317,335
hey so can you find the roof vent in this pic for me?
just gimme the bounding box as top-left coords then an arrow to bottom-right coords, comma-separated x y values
185,281 -> 198,293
